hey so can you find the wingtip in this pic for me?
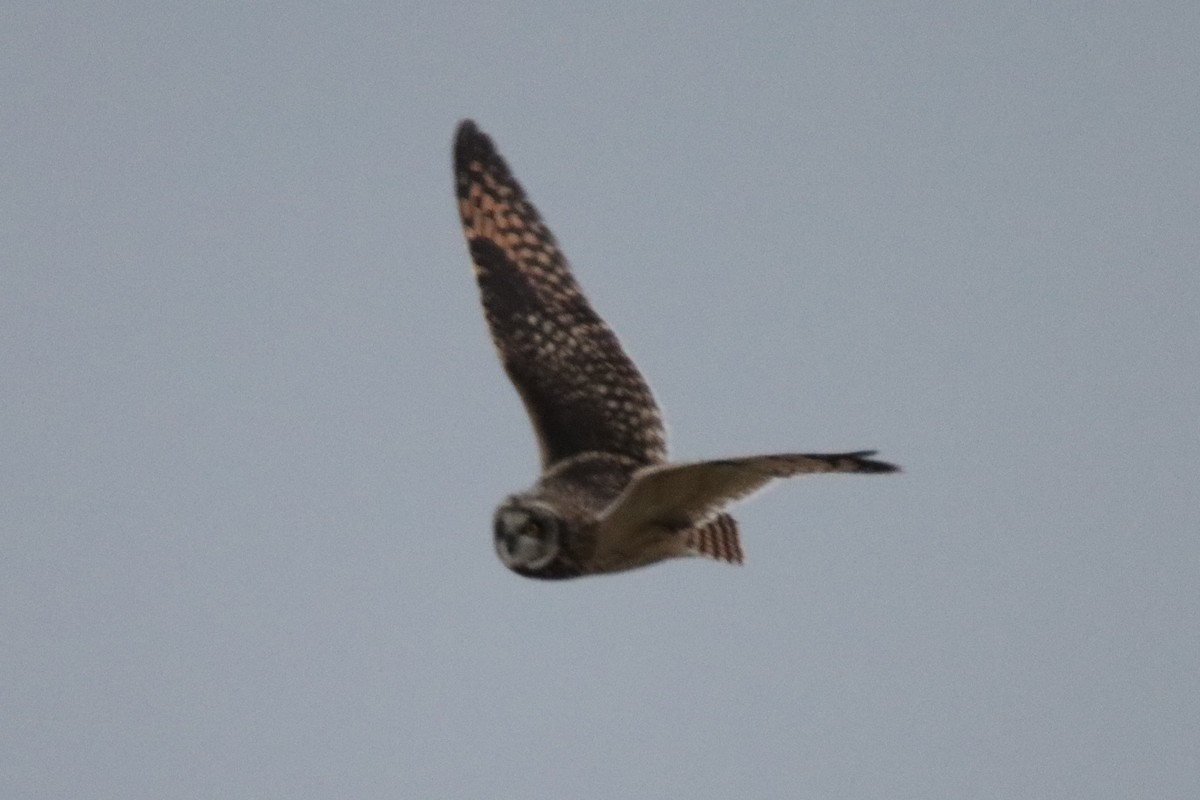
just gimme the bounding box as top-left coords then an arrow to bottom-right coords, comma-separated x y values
843,450 -> 901,474
455,118 -> 479,141
454,119 -> 515,197
454,119 -> 493,162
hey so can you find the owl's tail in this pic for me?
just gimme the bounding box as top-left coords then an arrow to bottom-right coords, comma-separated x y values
686,513 -> 744,565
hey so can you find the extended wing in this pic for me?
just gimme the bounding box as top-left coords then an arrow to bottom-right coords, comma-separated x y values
597,451 -> 899,542
454,121 -> 666,469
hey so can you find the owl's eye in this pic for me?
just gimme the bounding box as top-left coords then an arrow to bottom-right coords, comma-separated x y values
520,519 -> 542,539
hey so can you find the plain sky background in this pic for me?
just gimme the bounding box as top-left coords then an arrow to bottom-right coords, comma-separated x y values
3,3 -> 1198,798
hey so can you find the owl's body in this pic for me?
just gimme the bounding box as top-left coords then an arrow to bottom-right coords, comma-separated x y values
499,452 -> 661,579
454,120 -> 898,579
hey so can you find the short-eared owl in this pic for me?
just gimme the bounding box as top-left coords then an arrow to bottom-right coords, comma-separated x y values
454,120 -> 898,579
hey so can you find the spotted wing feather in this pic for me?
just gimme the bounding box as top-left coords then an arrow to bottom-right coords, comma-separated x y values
454,120 -> 666,469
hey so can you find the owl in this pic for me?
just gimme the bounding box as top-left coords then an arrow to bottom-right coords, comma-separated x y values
453,120 -> 898,579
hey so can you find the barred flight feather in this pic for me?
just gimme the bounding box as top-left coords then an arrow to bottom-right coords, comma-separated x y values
687,513 -> 743,564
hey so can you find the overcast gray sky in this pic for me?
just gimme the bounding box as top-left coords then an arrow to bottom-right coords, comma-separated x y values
4,3 -> 1198,798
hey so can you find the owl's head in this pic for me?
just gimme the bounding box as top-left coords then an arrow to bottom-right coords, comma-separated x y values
493,500 -> 563,572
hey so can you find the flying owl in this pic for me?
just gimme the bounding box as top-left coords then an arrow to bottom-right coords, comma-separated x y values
453,120 -> 898,579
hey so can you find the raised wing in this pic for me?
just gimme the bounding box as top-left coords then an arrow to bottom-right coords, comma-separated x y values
598,451 -> 899,540
454,120 -> 666,469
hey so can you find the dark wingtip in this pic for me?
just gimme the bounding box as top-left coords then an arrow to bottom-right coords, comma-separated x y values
454,119 -> 495,166
454,119 -> 518,201
455,118 -> 480,144
847,450 -> 901,473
